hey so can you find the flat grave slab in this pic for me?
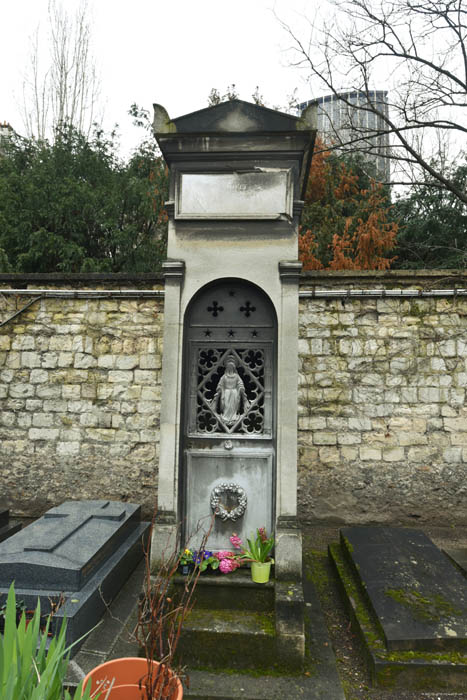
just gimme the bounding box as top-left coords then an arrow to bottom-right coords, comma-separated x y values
0,500 -> 150,655
329,541 -> 467,691
340,527 -> 467,651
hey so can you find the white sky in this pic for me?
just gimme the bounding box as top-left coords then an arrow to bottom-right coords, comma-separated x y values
1,0 -> 316,156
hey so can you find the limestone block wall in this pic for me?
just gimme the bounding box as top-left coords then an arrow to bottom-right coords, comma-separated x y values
298,271 -> 467,527
1,271 -> 467,527
0,275 -> 163,518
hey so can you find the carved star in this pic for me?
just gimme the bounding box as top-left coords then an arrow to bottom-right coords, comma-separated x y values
228,329 -> 235,337
251,330 -> 258,337
204,329 -> 212,337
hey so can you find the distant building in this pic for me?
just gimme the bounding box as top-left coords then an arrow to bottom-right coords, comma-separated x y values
0,122 -> 15,154
298,91 -> 390,182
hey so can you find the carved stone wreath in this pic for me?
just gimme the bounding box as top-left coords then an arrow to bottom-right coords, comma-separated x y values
210,482 -> 247,522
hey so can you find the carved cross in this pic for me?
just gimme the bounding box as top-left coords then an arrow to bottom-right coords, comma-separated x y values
207,301 -> 224,317
240,301 -> 256,317
24,501 -> 126,552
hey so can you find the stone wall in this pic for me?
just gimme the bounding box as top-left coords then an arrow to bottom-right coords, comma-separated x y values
1,271 -> 467,526
0,275 -> 163,518
298,271 -> 467,527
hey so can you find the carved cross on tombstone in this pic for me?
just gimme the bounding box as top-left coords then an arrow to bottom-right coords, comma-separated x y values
0,499 -> 142,593
24,501 -> 126,552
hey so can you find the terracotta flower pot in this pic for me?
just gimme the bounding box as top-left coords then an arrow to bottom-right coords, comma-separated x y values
81,657 -> 183,699
250,560 -> 272,584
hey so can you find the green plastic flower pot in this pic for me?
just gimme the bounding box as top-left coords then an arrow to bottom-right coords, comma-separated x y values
250,560 -> 272,583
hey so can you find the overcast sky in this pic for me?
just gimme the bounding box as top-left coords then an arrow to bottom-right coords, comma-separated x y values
1,0 -> 318,156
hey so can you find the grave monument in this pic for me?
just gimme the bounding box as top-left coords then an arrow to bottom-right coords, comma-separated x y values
151,99 -> 316,663
0,500 -> 150,655
331,527 -> 467,689
151,99 -> 315,572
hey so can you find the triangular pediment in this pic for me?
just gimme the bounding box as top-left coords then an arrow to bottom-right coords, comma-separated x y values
167,99 -> 302,133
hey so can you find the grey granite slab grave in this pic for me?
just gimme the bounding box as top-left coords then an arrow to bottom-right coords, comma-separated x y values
340,527 -> 467,651
0,500 -> 150,656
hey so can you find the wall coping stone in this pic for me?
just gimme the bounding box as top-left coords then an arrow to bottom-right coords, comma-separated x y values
0,272 -> 164,286
1,269 -> 467,293
300,269 -> 467,287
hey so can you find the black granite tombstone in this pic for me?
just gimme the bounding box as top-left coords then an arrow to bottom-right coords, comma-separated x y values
0,500 -> 150,655
340,527 -> 467,652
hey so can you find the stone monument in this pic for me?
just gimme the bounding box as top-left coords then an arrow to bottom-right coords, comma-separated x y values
151,99 -> 316,590
0,500 -> 150,655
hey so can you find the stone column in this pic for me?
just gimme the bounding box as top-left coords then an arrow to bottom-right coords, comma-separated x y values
151,260 -> 185,564
275,260 -> 303,580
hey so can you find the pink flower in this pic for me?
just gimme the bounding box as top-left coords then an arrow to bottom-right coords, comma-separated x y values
230,533 -> 243,550
258,527 -> 267,542
219,558 -> 236,574
216,550 -> 235,560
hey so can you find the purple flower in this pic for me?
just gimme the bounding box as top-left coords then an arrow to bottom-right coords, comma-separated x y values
192,550 -> 213,565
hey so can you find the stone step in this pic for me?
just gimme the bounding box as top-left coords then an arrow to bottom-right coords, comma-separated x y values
183,669 -> 345,700
0,521 -> 21,543
173,570 -> 274,611
177,607 -> 276,670
66,560 -> 345,700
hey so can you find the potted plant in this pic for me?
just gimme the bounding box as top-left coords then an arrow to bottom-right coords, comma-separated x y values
178,548 -> 194,576
191,549 -> 219,574
215,550 -> 242,574
231,528 -> 274,583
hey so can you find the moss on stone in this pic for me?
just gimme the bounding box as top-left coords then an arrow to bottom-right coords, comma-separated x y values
385,587 -> 463,623
328,542 -> 467,690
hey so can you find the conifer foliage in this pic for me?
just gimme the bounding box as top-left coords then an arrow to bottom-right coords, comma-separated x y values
0,125 -> 168,273
299,139 -> 398,271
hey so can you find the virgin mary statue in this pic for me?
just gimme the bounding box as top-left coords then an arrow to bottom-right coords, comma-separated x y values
212,356 -> 249,426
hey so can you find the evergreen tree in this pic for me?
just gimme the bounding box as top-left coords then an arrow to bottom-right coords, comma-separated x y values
393,161 -> 467,269
0,125 -> 168,273
299,139 -> 398,270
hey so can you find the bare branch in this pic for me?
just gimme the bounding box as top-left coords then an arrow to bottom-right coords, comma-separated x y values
22,0 -> 101,140
278,0 -> 467,204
